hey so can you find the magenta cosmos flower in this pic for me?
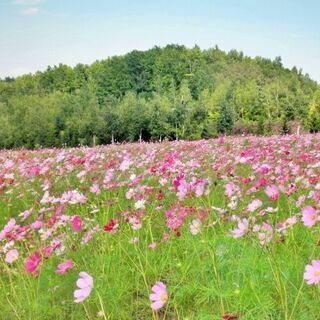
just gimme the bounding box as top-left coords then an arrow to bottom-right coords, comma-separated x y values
72,216 -> 82,233
304,260 -> 320,285
56,259 -> 73,275
25,252 -> 41,276
150,281 -> 168,310
301,206 -> 318,228
74,272 -> 93,303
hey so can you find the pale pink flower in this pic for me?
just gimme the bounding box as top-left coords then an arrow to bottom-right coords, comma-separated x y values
150,281 -> 168,310
61,190 -> 86,205
265,207 -> 278,213
5,249 -> 19,264
31,220 -> 43,230
194,180 -> 207,197
301,206 -> 318,228
231,219 -> 249,239
225,182 -> 239,198
228,198 -> 238,210
103,169 -> 114,184
212,206 -> 228,215
77,170 -> 87,180
19,208 -> 33,221
128,216 -> 142,230
148,242 -> 157,250
125,188 -> 134,199
177,179 -> 189,200
119,159 -> 132,171
247,199 -> 262,213
256,222 -> 273,245
90,183 -> 101,195
0,218 -> 16,240
304,260 -> 320,285
129,237 -> 139,244
56,259 -> 73,275
40,191 -> 52,204
134,199 -> 146,210
265,185 -> 279,201
74,272 -> 94,303
276,216 -> 297,233
190,219 -> 201,236
81,226 -> 100,245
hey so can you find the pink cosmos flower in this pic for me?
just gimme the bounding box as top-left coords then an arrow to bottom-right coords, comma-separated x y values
225,182 -> 239,198
150,281 -> 168,310
134,199 -> 146,210
247,199 -> 262,213
276,216 -> 297,233
256,222 -> 273,245
31,220 -> 43,230
19,208 -> 33,221
56,259 -> 73,275
128,216 -> 142,230
166,207 -> 188,230
72,216 -> 82,232
40,191 -> 52,204
148,242 -> 157,250
55,204 -> 65,217
0,218 -> 16,240
231,219 -> 249,239
194,180 -> 208,197
189,219 -> 201,236
74,272 -> 94,303
61,190 -> 87,205
25,252 -> 41,276
5,249 -> 19,264
90,183 -> 101,195
43,245 -> 55,259
265,185 -> 279,201
119,159 -> 132,171
177,179 -> 189,201
304,260 -> 320,285
301,206 -> 318,228
80,226 -> 100,244
103,219 -> 119,234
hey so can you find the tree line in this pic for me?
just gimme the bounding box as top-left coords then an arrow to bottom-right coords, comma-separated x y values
0,44 -> 319,149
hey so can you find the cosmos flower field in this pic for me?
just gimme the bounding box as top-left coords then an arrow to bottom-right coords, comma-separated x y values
1,134 -> 320,320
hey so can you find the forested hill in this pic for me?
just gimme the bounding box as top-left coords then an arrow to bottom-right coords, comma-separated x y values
0,44 -> 319,149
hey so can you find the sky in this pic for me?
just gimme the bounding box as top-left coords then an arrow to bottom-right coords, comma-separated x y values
0,0 -> 319,82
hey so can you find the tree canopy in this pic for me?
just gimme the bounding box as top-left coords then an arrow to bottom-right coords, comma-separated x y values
0,44 -> 319,148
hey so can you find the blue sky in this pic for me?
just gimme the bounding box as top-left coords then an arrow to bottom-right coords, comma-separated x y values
0,0 -> 319,82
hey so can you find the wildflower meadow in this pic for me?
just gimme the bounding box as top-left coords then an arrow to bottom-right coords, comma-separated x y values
1,134 -> 320,319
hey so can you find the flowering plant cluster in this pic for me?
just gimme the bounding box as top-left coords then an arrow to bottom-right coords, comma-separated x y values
0,134 -> 319,318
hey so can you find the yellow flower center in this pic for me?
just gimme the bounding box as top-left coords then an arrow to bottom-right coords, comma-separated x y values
315,271 -> 320,277
311,214 -> 316,221
160,293 -> 167,302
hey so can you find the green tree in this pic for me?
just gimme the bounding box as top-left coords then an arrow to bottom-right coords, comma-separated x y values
308,90 -> 320,132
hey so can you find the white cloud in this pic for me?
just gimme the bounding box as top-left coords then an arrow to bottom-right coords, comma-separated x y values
20,6 -> 41,15
12,0 -> 44,16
